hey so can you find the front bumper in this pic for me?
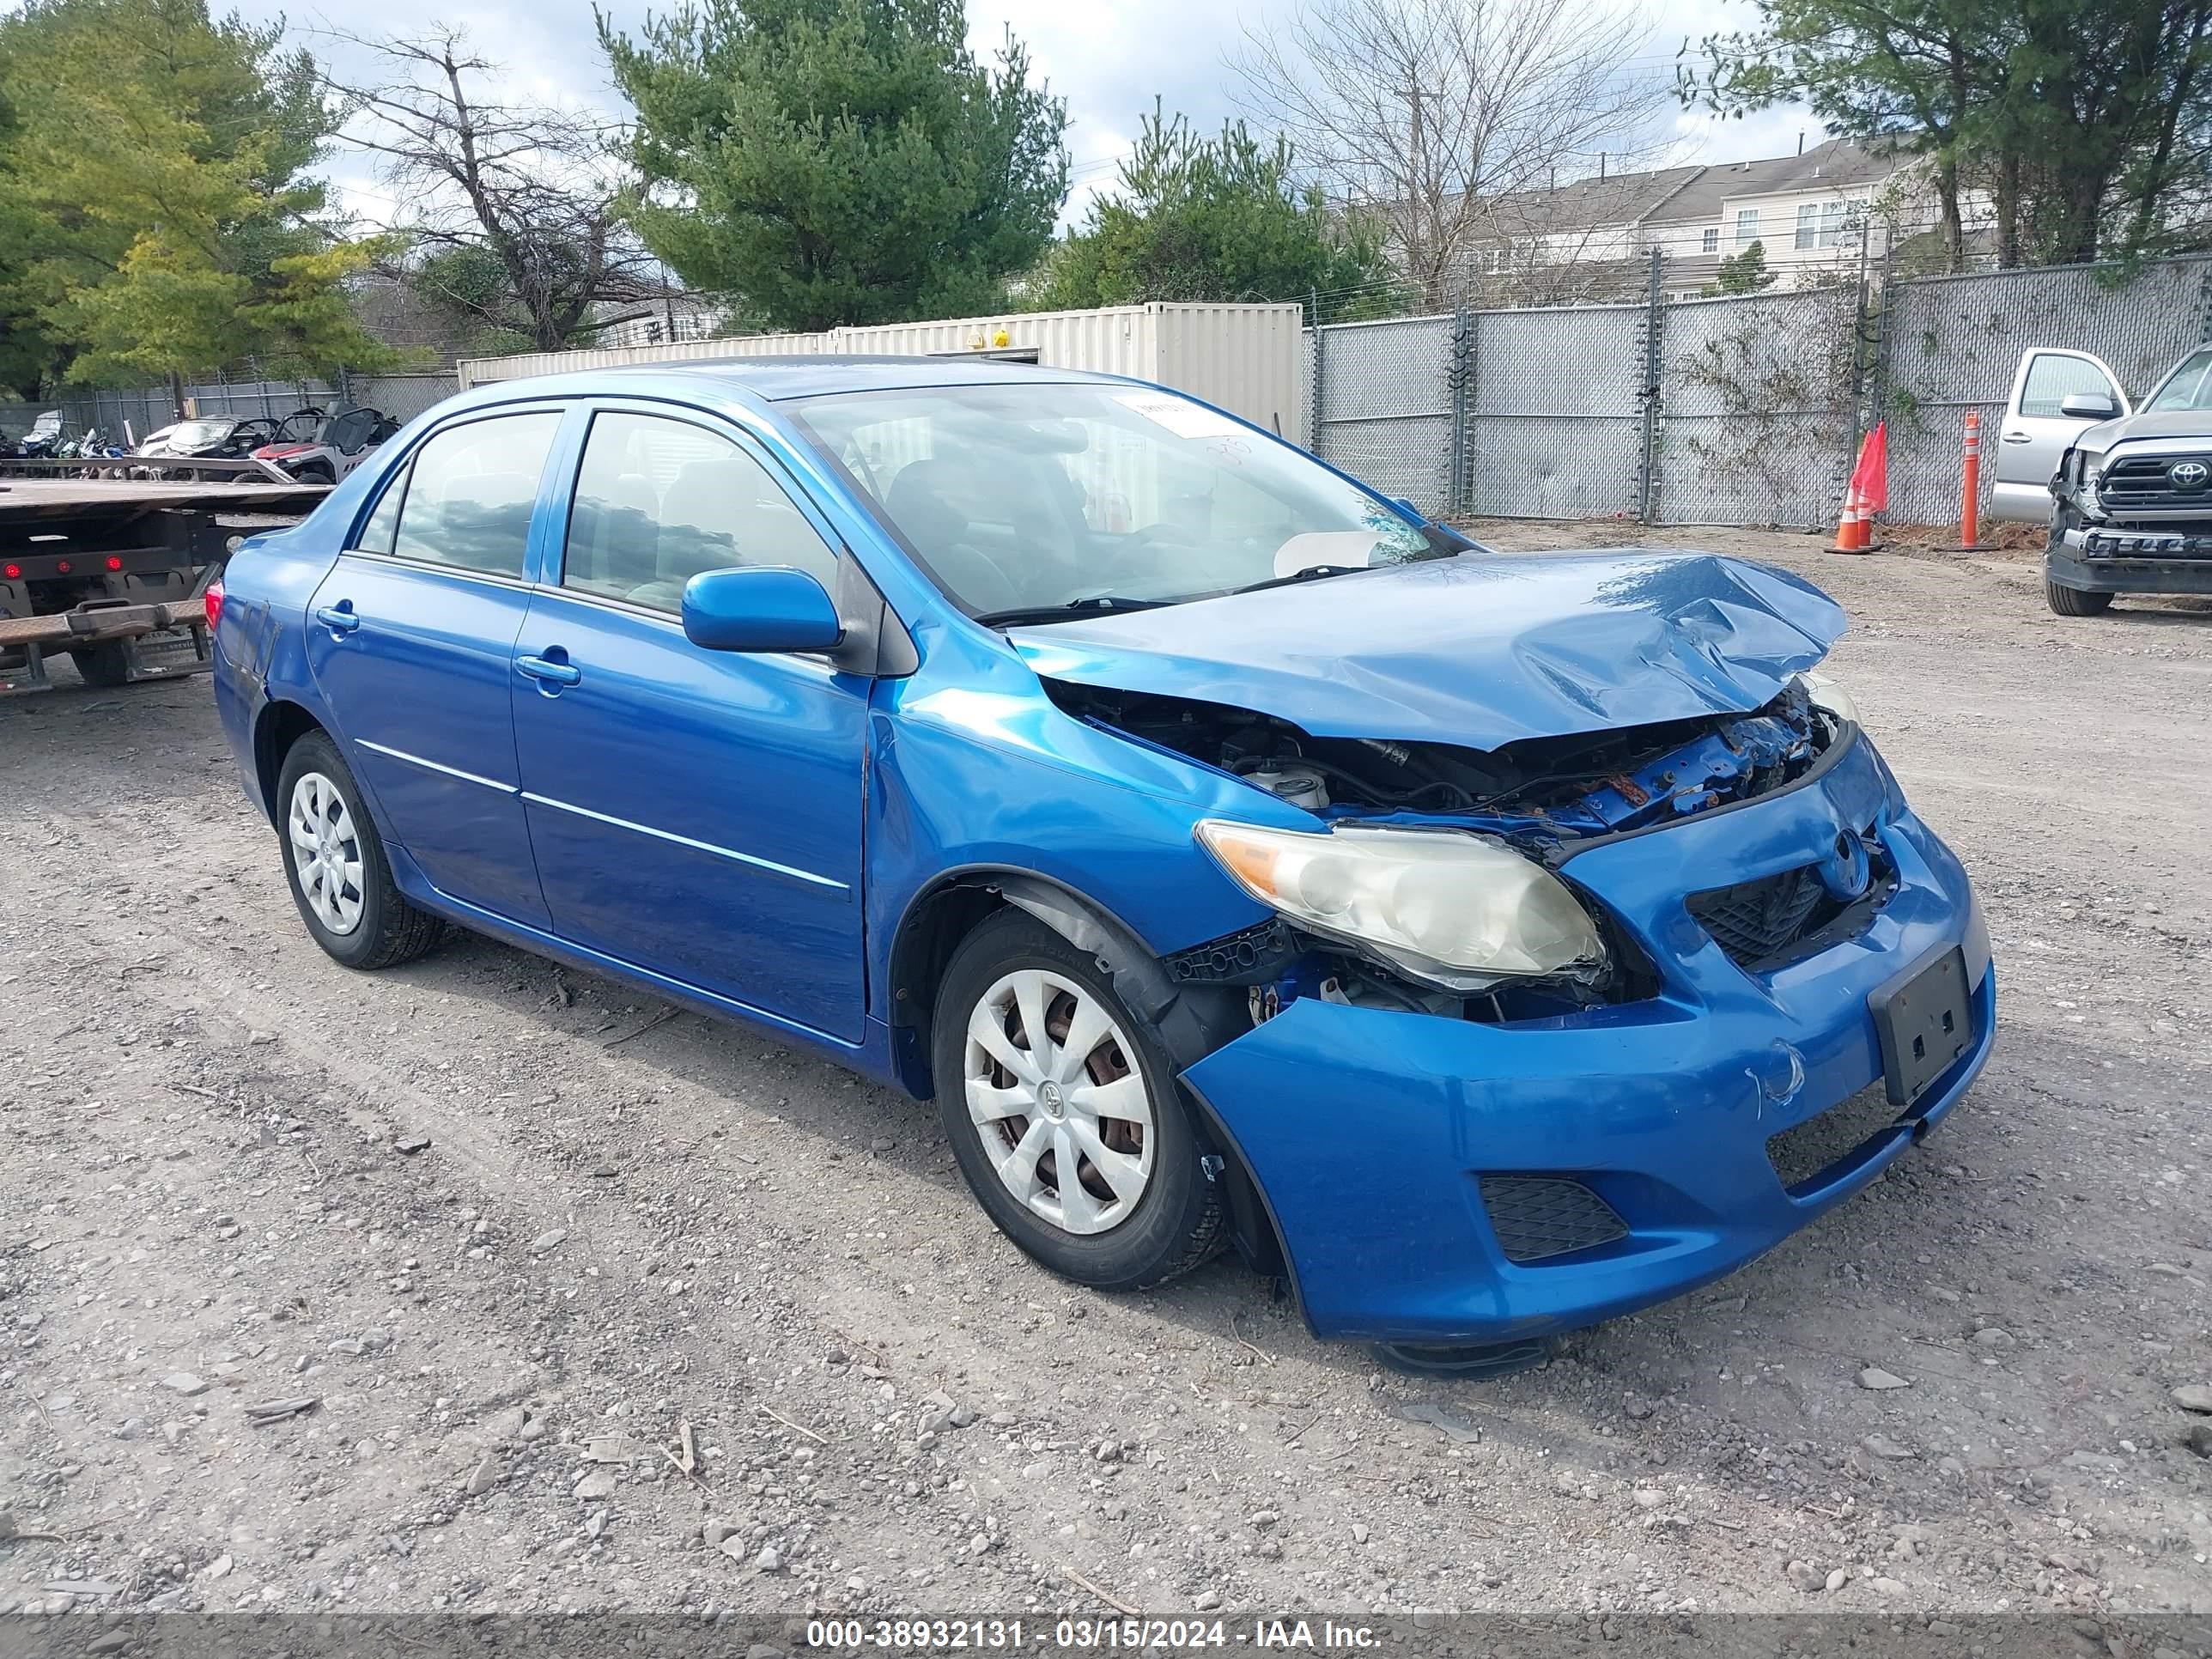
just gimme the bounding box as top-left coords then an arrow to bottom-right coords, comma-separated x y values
2052,525 -> 2212,593
1182,729 -> 1993,1346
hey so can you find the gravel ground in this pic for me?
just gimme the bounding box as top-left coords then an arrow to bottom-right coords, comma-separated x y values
2,528 -> 2209,1627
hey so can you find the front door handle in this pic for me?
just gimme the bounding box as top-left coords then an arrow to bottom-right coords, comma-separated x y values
516,653 -> 582,689
314,602 -> 361,635
2000,431 -> 2033,444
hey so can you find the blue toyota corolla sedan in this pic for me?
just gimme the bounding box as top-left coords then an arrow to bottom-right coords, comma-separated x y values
209,357 -> 1993,1365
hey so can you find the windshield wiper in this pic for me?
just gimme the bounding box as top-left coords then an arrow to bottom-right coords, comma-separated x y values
974,596 -> 1170,629
1223,563 -> 1363,598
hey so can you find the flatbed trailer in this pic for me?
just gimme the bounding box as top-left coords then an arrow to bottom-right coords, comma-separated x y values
0,465 -> 328,695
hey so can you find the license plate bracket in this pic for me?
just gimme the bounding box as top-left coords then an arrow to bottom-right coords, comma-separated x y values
1869,945 -> 1973,1107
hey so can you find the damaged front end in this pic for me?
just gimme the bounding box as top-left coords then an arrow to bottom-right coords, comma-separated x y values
2051,432 -> 2212,598
1048,672 -> 1879,1023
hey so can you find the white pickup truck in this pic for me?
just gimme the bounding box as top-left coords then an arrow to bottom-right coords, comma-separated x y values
1988,344 -> 2212,615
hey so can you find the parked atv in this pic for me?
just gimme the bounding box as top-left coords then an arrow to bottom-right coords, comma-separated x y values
249,406 -> 399,483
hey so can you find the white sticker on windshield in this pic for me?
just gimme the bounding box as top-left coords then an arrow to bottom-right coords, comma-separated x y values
1113,392 -> 1245,440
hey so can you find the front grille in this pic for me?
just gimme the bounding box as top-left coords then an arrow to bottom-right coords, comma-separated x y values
1688,864 -> 1828,967
1479,1176 -> 1628,1262
1765,1084 -> 1905,1194
2100,453 -> 2212,510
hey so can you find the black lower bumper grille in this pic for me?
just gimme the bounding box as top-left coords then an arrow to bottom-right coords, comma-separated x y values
2077,527 -> 2212,558
1765,1084 -> 1905,1194
1688,863 -> 1828,966
1479,1176 -> 1628,1262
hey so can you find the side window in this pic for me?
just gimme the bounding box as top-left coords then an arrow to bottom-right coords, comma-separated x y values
390,412 -> 561,579
353,462 -> 408,554
2020,354 -> 2118,418
562,411 -> 841,612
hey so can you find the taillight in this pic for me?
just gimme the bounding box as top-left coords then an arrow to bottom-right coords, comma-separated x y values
55,559 -> 71,574
2,562 -> 19,580
204,577 -> 225,631
106,555 -> 124,572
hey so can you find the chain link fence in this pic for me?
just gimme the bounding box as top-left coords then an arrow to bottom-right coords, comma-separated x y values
1311,252 -> 2212,531
1881,256 -> 2212,525
1468,301 -> 1649,520
0,371 -> 458,447
1654,284 -> 1865,527
1305,315 -> 1458,514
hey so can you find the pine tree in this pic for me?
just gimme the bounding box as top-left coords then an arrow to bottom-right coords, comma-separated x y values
602,0 -> 1070,331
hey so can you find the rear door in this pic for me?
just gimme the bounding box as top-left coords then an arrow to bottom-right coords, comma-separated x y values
508,404 -> 870,1041
1993,349 -> 2129,520
307,406 -> 565,929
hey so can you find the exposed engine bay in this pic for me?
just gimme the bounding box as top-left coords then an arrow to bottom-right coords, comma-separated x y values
1045,675 -> 1832,852
1045,674 -> 1849,1024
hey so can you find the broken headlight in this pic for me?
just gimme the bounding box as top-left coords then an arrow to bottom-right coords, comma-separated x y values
1797,668 -> 1859,726
1194,819 -> 1606,993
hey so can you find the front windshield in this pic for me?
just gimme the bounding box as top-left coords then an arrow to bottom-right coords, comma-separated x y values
791,382 -> 1448,619
2146,349 -> 2212,411
169,419 -> 235,447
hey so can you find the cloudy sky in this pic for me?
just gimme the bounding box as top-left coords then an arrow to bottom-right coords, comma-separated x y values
243,0 -> 1817,228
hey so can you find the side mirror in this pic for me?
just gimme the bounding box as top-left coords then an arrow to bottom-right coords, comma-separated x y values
2060,392 -> 2118,420
682,566 -> 844,654
1388,495 -> 1428,524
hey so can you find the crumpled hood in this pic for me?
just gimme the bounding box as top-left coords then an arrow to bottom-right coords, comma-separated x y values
1012,550 -> 1846,750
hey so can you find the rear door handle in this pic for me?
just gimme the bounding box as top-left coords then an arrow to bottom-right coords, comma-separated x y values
313,603 -> 361,634
2000,431 -> 2033,444
516,653 -> 582,688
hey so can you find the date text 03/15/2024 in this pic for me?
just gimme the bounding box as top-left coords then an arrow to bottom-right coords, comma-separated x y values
801,1618 -> 1382,1650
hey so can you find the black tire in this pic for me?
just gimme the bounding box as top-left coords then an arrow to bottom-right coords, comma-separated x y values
933,909 -> 1221,1291
67,641 -> 131,687
296,461 -> 334,484
275,729 -> 445,970
2046,580 -> 2112,617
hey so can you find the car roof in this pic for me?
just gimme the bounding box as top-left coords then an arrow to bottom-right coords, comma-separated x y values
582,354 -> 1112,402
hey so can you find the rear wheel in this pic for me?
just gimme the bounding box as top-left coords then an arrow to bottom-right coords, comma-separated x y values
933,910 -> 1220,1291
2046,580 -> 2112,617
276,730 -> 444,969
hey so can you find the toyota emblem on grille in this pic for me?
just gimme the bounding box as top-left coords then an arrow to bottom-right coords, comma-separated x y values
2170,459 -> 2210,490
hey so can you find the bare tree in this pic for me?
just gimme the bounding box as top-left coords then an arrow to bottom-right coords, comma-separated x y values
1231,0 -> 1670,308
320,28 -> 660,352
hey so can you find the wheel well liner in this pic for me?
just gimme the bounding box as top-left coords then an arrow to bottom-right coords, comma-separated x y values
253,700 -> 326,824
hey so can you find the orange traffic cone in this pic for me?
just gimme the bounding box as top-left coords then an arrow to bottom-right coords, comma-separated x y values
1860,420 -> 1888,550
1830,425 -> 1887,555
1830,437 -> 1870,554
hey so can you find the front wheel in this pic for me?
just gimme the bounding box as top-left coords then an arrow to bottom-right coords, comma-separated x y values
933,910 -> 1221,1291
2046,580 -> 2113,617
276,731 -> 445,969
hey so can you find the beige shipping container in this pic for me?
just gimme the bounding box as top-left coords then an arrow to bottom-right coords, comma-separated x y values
836,303 -> 1305,437
453,303 -> 1308,441
456,331 -> 822,387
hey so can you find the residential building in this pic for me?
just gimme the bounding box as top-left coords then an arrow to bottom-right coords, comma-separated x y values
1454,138 -> 1954,303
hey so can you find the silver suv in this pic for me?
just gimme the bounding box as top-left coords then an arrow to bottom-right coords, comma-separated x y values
1990,344 -> 2212,616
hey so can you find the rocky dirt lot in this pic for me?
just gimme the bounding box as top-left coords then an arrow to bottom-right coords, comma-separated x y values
2,528 -> 2209,1632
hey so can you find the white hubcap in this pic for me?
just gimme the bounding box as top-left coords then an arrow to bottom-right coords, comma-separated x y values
964,969 -> 1153,1237
288,772 -> 365,936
